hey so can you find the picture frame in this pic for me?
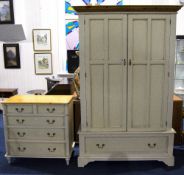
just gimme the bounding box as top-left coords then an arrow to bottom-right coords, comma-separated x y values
0,0 -> 14,24
34,53 -> 53,75
3,43 -> 20,69
32,29 -> 52,51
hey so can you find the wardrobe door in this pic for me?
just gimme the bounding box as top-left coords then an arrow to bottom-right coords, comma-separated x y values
127,15 -> 170,131
85,15 -> 127,131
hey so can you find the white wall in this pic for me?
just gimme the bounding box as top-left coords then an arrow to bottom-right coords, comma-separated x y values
0,0 -> 66,94
0,0 -> 184,94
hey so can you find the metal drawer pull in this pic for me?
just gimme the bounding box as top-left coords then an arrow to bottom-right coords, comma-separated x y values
17,132 -> 26,137
16,119 -> 25,124
47,132 -> 56,137
15,108 -> 24,113
46,108 -> 56,113
148,143 -> 156,148
46,119 -> 55,124
17,147 -> 26,152
48,148 -> 56,152
96,143 -> 105,149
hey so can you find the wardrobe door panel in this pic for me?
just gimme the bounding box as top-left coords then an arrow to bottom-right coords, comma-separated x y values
85,15 -> 127,131
150,65 -> 165,128
90,65 -> 104,128
90,19 -> 105,61
108,65 -> 126,130
108,19 -> 124,61
128,15 -> 170,131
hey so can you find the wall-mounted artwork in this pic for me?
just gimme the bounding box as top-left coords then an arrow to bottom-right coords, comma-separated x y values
96,0 -> 123,5
65,0 -> 92,17
32,29 -> 52,51
3,43 -> 20,68
0,0 -> 14,24
66,20 -> 79,50
34,53 -> 52,75
65,0 -> 123,50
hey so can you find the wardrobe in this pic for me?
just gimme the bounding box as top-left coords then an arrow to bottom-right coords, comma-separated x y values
73,5 -> 182,167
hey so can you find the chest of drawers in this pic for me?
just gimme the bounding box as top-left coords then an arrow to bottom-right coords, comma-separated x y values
2,95 -> 74,165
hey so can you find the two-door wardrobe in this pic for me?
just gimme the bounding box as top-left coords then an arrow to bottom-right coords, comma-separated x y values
73,5 -> 182,167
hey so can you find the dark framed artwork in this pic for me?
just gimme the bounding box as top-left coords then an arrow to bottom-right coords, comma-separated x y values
3,43 -> 20,68
0,0 -> 14,24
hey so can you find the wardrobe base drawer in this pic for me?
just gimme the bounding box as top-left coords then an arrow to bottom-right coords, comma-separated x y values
83,135 -> 169,155
8,142 -> 66,157
78,132 -> 175,167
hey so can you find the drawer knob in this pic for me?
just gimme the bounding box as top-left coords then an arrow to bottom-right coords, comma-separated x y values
46,108 -> 56,113
16,119 -> 25,124
96,143 -> 105,149
17,147 -> 26,152
47,132 -> 56,137
15,108 -> 24,113
148,143 -> 157,148
48,147 -> 56,152
46,119 -> 55,124
17,132 -> 26,137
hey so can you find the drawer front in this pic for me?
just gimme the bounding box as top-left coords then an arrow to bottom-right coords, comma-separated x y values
8,142 -> 65,157
6,105 -> 33,114
37,105 -> 65,115
85,136 -> 168,154
8,128 -> 65,140
7,116 -> 65,127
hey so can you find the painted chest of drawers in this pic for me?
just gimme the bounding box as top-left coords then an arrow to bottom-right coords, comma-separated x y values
2,95 -> 74,165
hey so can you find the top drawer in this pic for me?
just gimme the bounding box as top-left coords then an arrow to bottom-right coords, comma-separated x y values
37,104 -> 65,115
6,105 -> 33,114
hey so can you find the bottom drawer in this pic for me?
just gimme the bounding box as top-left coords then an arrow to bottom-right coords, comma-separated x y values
8,142 -> 66,157
85,136 -> 168,154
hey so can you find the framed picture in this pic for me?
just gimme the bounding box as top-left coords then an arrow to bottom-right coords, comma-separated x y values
34,53 -> 52,75
3,43 -> 20,68
0,0 -> 14,24
32,29 -> 52,51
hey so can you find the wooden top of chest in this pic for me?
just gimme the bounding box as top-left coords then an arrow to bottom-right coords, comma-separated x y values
2,95 -> 73,104
73,5 -> 182,13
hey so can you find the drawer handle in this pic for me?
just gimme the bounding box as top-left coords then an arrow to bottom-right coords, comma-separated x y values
15,108 -> 24,113
17,132 -> 26,137
48,147 -> 56,152
16,119 -> 25,124
96,144 -> 105,149
47,132 -> 56,137
148,143 -> 157,148
17,147 -> 26,152
46,108 -> 56,113
46,119 -> 55,124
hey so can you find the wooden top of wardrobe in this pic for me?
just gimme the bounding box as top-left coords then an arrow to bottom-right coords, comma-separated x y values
2,95 -> 73,104
73,5 -> 182,13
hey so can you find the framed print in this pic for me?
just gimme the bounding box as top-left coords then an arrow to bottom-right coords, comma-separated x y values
0,0 -> 14,24
3,43 -> 20,68
32,29 -> 52,51
34,53 -> 52,75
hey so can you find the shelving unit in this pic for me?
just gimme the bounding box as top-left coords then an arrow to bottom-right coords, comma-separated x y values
175,35 -> 184,102
175,35 -> 184,144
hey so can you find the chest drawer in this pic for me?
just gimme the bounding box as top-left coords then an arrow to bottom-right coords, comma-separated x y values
37,104 -> 65,115
85,136 -> 168,154
7,116 -> 65,127
6,105 -> 33,114
8,142 -> 66,157
8,128 -> 65,141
